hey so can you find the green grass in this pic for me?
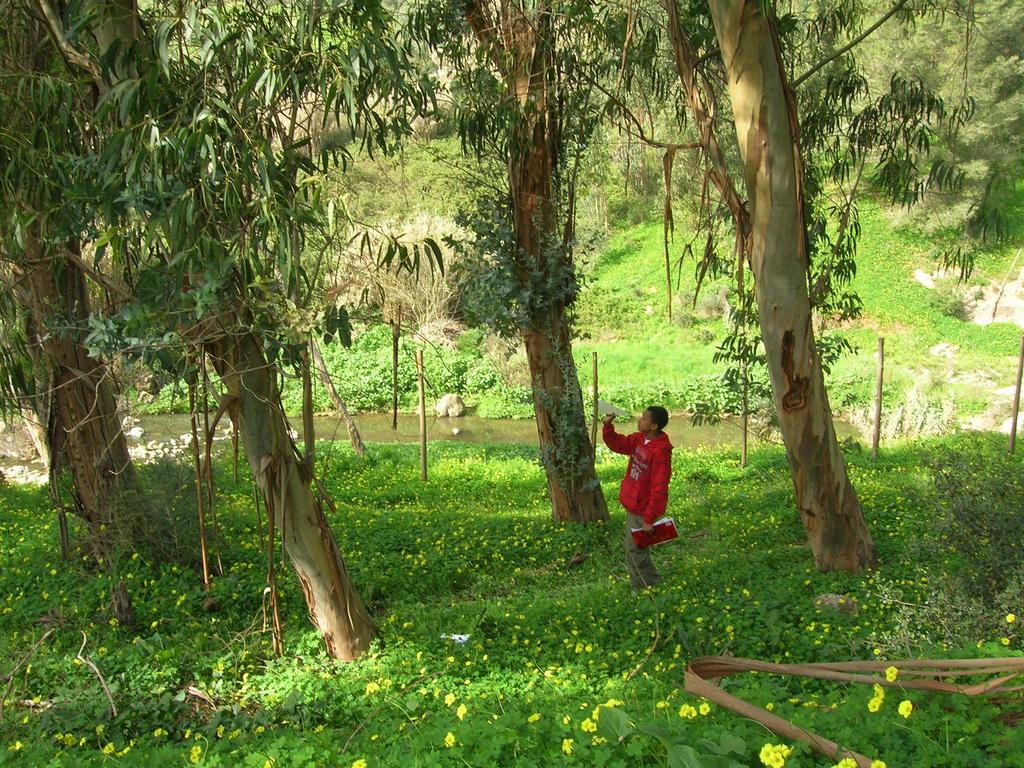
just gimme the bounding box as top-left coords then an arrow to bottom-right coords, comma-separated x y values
574,191 -> 1024,423
1,437 -> 1021,767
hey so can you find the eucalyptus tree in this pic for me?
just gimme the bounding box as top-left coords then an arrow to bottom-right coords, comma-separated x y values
0,3 -> 145,606
412,0 -> 634,524
651,0 -> 976,571
8,0 -> 432,659
692,0 -> 878,571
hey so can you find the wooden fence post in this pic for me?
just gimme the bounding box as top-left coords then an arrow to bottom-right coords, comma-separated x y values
872,337 -> 884,458
741,360 -> 748,468
1010,335 -> 1024,455
591,352 -> 599,457
416,349 -> 427,481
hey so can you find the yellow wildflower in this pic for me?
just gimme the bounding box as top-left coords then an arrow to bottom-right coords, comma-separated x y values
699,702 -> 711,715
456,704 -> 468,721
759,743 -> 792,768
884,666 -> 898,683
444,732 -> 456,748
527,713 -> 541,723
189,744 -> 202,764
153,728 -> 168,738
365,682 -> 380,695
102,743 -> 115,755
1007,613 -> 1016,624
898,700 -> 913,718
867,697 -> 882,713
870,761 -> 887,768
581,718 -> 597,732
352,760 -> 368,768
678,704 -> 697,719
562,738 -> 574,755
833,759 -> 857,768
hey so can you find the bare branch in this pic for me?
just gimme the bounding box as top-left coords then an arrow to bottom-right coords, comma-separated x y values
793,0 -> 911,88
33,0 -> 102,84
77,631 -> 117,717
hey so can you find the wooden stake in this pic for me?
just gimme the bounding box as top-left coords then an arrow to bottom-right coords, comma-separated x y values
872,337 -> 884,458
590,352 -> 598,457
741,359 -> 749,468
391,315 -> 400,431
301,343 -> 315,472
188,379 -> 210,592
57,507 -> 70,562
416,349 -> 427,482
1010,335 -> 1024,455
200,352 -> 222,577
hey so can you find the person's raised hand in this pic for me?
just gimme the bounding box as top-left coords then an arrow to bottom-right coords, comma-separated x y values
602,413 -> 615,426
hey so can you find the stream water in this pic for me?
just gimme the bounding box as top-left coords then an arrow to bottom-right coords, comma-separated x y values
133,411 -> 771,449
1,411 -> 860,484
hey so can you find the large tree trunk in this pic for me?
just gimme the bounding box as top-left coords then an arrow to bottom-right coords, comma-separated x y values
707,0 -> 877,571
22,227 -> 139,620
522,319 -> 608,524
504,5 -> 608,525
207,323 -> 375,660
23,229 -> 139,536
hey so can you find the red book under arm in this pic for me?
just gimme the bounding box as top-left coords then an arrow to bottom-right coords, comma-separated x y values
630,517 -> 679,548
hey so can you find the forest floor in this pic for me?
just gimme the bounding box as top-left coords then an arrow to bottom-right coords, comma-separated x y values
0,434 -> 1021,767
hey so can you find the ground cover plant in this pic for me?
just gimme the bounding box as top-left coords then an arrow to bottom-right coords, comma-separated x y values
1,434 -> 1021,767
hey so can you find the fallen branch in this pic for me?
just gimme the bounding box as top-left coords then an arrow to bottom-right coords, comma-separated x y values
77,632 -> 117,718
685,655 -> 1024,767
626,603 -> 662,681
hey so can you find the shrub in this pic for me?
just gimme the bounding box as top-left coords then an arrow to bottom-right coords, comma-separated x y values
928,434 -> 1024,602
928,283 -> 969,320
475,383 -> 534,419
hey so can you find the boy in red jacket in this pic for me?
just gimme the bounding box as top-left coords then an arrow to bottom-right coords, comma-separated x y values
602,406 -> 673,591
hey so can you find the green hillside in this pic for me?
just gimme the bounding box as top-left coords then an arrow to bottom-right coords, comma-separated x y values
573,191 -> 1024,431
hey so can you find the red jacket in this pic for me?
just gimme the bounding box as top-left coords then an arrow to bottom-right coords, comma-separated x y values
603,424 -> 673,525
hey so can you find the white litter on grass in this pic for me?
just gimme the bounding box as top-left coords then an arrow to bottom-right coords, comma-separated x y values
440,634 -> 470,644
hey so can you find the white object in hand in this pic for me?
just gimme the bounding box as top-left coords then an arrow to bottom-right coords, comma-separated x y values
597,399 -> 633,418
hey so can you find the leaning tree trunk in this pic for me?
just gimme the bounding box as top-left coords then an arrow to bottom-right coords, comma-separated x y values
310,339 -> 365,457
206,321 -> 375,660
707,0 -> 877,571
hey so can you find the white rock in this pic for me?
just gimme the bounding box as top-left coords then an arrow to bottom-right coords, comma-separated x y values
913,269 -> 936,289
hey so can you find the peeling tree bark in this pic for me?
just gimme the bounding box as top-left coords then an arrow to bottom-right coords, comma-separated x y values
512,103 -> 608,525
206,321 -> 375,660
707,0 -> 877,572
467,0 -> 608,524
23,231 -> 138,532
22,226 -> 140,620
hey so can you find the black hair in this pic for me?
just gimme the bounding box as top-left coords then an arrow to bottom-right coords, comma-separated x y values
646,406 -> 669,430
